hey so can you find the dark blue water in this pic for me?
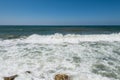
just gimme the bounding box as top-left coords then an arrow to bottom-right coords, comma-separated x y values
0,25 -> 120,39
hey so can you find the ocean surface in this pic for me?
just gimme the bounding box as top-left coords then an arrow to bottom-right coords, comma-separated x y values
0,25 -> 120,80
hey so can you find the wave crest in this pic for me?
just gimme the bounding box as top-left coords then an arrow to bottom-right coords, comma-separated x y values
24,33 -> 120,44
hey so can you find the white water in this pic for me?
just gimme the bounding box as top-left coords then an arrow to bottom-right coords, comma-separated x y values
0,33 -> 120,80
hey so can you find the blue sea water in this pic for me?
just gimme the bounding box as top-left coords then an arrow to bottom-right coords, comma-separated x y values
0,25 -> 120,38
0,25 -> 120,80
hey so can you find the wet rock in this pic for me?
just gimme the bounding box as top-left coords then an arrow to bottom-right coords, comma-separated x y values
55,74 -> 69,80
4,75 -> 18,80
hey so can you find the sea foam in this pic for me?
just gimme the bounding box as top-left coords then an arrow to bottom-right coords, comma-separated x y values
0,33 -> 120,80
24,33 -> 120,44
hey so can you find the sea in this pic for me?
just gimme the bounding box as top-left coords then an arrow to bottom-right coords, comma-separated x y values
0,25 -> 120,80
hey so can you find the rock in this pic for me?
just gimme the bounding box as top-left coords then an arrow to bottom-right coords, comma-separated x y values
4,75 -> 18,80
55,74 -> 69,80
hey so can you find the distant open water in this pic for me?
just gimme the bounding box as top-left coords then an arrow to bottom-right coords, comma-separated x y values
0,25 -> 120,80
0,25 -> 120,39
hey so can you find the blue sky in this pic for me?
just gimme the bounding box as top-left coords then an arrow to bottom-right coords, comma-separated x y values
0,0 -> 120,25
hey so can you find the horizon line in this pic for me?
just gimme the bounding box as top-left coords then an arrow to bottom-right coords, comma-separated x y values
0,24 -> 120,26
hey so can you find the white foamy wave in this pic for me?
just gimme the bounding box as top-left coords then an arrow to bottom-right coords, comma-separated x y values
0,33 -> 120,44
23,33 -> 120,44
0,33 -> 120,80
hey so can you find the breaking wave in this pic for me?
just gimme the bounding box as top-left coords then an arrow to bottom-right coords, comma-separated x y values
0,33 -> 120,80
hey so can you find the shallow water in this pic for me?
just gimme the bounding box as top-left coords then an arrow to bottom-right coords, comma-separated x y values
0,33 -> 120,80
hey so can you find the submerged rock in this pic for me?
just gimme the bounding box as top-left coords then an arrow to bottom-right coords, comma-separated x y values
4,75 -> 18,80
55,74 -> 69,80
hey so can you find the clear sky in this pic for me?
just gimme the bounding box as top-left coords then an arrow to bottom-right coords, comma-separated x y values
0,0 -> 120,25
